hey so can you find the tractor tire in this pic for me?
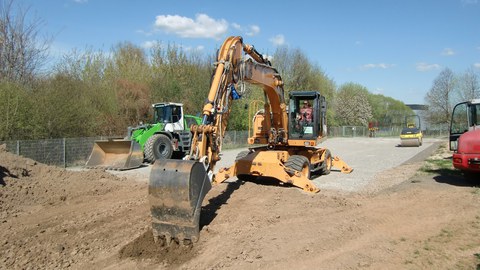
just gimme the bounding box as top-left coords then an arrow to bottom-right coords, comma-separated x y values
144,134 -> 173,163
285,155 -> 311,179
320,149 -> 332,175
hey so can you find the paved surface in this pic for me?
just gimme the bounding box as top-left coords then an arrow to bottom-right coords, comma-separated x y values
107,137 -> 445,192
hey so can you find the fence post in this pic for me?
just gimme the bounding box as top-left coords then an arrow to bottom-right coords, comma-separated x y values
63,138 -> 66,168
16,140 -> 20,155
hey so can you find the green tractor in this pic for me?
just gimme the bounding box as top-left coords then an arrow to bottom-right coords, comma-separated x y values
85,102 -> 201,170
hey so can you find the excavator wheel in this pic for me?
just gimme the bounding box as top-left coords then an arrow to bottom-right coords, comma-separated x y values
235,150 -> 257,181
284,155 -> 311,179
321,150 -> 332,175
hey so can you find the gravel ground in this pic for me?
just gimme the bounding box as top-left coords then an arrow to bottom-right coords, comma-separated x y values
312,137 -> 442,191
108,136 -> 443,193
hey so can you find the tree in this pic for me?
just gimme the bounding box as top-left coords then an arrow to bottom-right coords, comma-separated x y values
0,0 -> 50,84
456,67 -> 479,102
272,46 -> 336,125
334,83 -> 373,126
424,68 -> 456,125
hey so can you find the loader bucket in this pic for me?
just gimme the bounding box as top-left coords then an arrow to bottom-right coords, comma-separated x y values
149,159 -> 212,245
85,139 -> 143,170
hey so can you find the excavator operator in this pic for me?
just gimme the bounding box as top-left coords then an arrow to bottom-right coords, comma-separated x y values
300,100 -> 313,124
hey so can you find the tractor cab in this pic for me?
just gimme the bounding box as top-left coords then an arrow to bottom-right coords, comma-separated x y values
152,102 -> 185,132
288,91 -> 327,145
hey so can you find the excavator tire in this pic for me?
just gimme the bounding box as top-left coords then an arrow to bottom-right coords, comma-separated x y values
149,159 -> 212,245
235,150 -> 257,181
285,155 -> 311,179
321,150 -> 332,175
144,134 -> 173,163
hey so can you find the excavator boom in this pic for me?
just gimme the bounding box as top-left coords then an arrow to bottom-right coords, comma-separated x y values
149,36 -> 265,244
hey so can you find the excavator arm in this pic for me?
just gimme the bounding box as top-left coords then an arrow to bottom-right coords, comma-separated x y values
149,36 -> 291,245
187,36 -> 288,172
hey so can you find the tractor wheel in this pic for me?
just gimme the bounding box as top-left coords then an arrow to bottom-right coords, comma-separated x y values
285,155 -> 311,179
320,150 -> 332,175
144,134 -> 173,163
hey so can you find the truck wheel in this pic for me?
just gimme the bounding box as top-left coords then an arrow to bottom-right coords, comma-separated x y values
144,134 -> 173,163
320,150 -> 332,175
285,155 -> 311,179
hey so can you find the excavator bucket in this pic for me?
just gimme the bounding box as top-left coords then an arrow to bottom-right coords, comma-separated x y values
85,139 -> 143,170
149,159 -> 212,245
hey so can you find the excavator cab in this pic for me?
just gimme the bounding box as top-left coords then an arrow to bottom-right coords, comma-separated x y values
288,91 -> 327,142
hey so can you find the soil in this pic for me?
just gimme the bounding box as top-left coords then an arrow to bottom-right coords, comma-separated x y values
1,143 -> 479,270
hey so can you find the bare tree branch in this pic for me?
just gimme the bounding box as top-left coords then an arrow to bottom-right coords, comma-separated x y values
0,0 -> 50,84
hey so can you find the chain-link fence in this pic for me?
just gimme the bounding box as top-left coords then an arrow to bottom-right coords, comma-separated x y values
0,127 -> 448,168
0,137 -> 114,168
0,132 -> 251,168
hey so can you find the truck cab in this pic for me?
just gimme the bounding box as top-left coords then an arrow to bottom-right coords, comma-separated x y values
449,99 -> 480,178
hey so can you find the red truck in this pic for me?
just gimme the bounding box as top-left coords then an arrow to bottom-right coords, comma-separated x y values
449,99 -> 480,180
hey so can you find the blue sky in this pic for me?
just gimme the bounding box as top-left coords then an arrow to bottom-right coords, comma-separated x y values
20,0 -> 480,104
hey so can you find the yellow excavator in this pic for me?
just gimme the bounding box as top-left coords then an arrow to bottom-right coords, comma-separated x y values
149,36 -> 353,245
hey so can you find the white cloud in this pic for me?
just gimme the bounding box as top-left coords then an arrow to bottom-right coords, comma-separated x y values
360,63 -> 396,70
441,48 -> 456,56
154,14 -> 228,40
246,25 -> 260,36
231,23 -> 260,36
474,63 -> 480,69
416,62 -> 441,71
269,34 -> 285,46
232,23 -> 241,30
355,41 -> 362,46
73,0 -> 88,3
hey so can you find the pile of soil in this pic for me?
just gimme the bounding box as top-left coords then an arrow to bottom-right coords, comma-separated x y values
1,143 -> 479,269
0,145 -> 149,269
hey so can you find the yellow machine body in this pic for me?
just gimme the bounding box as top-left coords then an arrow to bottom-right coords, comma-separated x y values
148,36 -> 353,245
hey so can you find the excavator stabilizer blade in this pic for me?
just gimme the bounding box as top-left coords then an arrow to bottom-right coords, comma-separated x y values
149,159 -> 212,244
85,139 -> 143,170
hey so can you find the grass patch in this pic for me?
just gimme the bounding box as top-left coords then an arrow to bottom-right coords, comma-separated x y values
420,158 -> 458,176
418,142 -> 460,176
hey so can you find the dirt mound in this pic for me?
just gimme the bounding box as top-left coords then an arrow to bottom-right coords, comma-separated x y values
0,144 -> 146,269
1,142 -> 479,269
0,144 -> 123,220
